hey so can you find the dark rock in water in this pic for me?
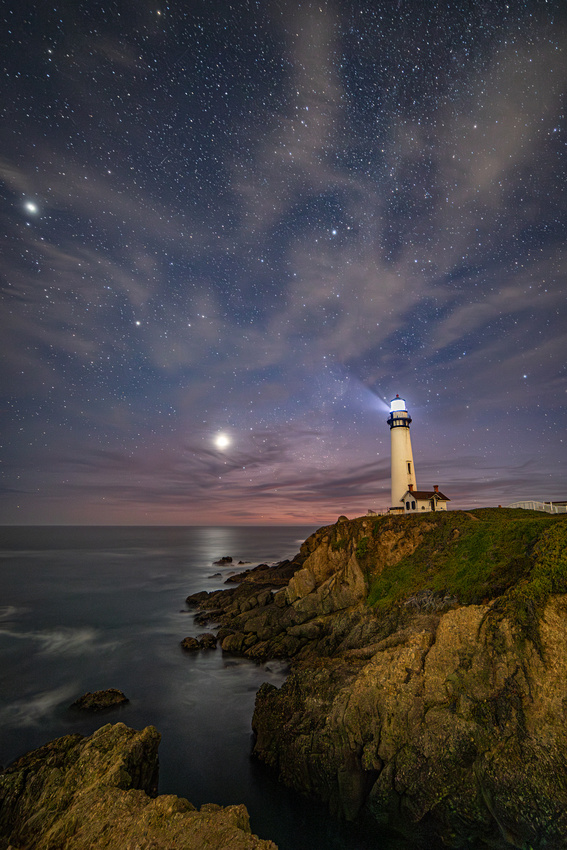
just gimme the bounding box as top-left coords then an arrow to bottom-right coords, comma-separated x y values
217,627 -> 235,644
185,590 -> 209,607
71,689 -> 128,712
198,632 -> 217,649
194,607 -> 225,625
223,560 -> 296,586
181,633 -> 218,650
0,722 -> 277,849
214,556 -> 233,565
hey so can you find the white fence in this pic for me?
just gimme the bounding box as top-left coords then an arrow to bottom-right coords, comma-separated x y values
507,501 -> 567,514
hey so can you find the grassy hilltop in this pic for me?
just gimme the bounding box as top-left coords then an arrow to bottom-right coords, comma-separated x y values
330,508 -> 567,641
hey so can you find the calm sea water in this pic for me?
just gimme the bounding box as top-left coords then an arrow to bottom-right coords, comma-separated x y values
0,526 -> 434,850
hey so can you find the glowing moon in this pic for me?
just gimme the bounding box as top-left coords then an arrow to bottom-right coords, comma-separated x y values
214,433 -> 231,450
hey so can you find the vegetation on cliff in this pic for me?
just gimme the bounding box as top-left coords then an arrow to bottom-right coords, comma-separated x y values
363,509 -> 567,647
364,509 -> 566,607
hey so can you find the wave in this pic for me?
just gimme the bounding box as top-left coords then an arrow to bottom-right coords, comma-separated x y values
0,626 -> 119,656
0,605 -> 29,622
0,683 -> 78,727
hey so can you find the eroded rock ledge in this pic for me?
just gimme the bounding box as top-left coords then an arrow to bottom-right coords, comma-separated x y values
187,510 -> 567,849
0,722 -> 276,850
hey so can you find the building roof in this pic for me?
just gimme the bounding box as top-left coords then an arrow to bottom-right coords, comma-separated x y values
402,489 -> 451,501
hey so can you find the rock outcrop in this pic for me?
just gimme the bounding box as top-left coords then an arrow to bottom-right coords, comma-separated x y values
188,509 -> 567,848
71,688 -> 129,711
0,722 -> 276,850
180,632 -> 218,651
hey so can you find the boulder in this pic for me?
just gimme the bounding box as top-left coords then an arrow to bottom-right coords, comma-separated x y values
71,689 -> 129,711
198,632 -> 218,649
180,636 -> 200,651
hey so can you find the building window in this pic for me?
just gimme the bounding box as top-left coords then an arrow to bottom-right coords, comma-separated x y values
411,501 -> 416,510
407,462 -> 411,474
405,501 -> 410,511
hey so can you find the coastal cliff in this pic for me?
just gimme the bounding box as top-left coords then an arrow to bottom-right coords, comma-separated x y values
189,508 -> 567,848
0,722 -> 276,850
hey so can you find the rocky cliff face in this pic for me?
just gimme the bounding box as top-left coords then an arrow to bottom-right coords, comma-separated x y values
0,722 -> 276,850
188,509 -> 567,848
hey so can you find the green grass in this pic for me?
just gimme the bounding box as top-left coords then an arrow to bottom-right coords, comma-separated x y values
355,536 -> 370,559
366,510 -> 567,625
495,521 -> 567,650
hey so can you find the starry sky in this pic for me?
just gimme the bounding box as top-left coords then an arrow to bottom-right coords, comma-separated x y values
1,0 -> 566,526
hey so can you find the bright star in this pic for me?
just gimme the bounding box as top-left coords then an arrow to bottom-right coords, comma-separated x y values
24,201 -> 39,215
214,433 -> 231,450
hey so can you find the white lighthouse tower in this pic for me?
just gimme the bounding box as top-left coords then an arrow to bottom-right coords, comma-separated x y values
387,395 -> 416,510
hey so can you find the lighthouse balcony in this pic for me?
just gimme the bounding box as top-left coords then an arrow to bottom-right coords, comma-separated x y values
387,414 -> 412,428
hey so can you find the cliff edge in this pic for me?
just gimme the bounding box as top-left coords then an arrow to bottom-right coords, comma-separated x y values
0,722 -> 276,850
189,508 -> 567,848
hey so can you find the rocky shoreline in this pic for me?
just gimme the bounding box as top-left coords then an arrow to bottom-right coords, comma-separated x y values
186,509 -> 567,849
2,509 -> 566,849
0,723 -> 276,850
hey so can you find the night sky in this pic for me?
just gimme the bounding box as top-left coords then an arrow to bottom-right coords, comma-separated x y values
1,1 -> 566,526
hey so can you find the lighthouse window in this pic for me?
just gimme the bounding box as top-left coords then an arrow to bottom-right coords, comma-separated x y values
407,462 -> 411,474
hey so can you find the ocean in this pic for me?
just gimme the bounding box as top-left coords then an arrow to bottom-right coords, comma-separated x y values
0,525 -> 434,849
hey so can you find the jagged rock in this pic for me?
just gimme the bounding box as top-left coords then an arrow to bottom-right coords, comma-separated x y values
221,632 -> 247,653
214,556 -> 233,565
185,591 -> 209,607
181,633 -> 218,650
223,561 -> 295,586
71,688 -> 129,711
252,601 -> 567,844
198,632 -> 218,649
187,509 -> 567,847
0,723 -> 277,850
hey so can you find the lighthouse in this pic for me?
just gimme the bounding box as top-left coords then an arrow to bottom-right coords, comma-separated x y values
387,395 -> 416,510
